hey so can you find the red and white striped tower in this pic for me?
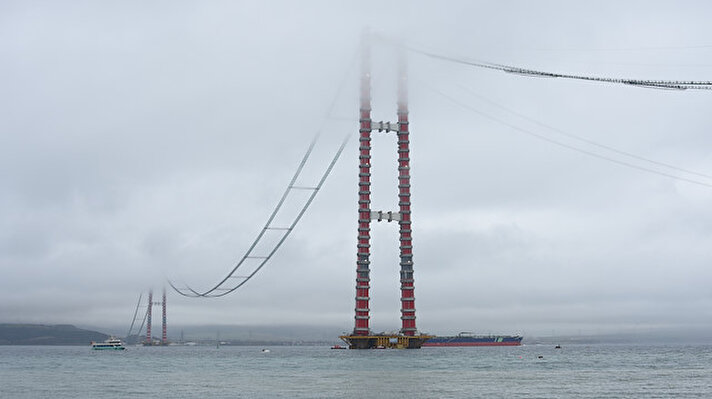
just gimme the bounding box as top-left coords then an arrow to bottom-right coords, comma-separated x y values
352,36 -> 418,337
397,49 -> 417,336
353,33 -> 372,336
146,289 -> 153,344
162,287 -> 167,345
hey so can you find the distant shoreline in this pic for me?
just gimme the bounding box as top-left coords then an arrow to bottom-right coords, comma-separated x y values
3,323 -> 709,346
0,324 -> 109,345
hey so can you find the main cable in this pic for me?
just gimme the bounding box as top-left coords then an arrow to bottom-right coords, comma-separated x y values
408,46 -> 712,90
169,51 -> 357,298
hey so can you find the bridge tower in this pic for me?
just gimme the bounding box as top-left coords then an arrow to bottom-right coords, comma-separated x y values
142,288 -> 169,346
340,34 -> 430,349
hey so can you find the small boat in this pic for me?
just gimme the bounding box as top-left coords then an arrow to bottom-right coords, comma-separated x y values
330,345 -> 347,349
91,337 -> 126,350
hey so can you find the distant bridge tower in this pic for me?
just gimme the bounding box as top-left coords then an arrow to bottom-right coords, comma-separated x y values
340,34 -> 430,349
143,288 -> 168,346
145,289 -> 153,344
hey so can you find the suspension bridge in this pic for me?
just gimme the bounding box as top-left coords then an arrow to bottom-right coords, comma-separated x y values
126,288 -> 168,346
143,34 -> 712,349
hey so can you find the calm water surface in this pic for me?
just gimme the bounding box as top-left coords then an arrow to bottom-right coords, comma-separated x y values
1,344 -> 711,398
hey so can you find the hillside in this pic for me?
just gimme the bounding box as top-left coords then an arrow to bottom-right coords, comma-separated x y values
0,324 -> 109,345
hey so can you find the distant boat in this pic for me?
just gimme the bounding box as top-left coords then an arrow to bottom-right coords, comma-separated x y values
91,337 -> 126,350
330,345 -> 347,349
422,332 -> 523,347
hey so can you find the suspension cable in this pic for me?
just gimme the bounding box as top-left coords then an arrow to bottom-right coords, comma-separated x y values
420,80 -> 712,188
408,46 -> 712,90
169,133 -> 350,298
168,52 -> 357,298
453,83 -> 712,180
125,293 -> 142,340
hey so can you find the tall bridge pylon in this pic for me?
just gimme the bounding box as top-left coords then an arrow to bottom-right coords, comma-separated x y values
341,34 -> 430,349
126,288 -> 169,346
145,288 -> 169,345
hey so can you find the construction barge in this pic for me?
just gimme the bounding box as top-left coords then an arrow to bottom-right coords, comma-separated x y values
339,334 -> 433,349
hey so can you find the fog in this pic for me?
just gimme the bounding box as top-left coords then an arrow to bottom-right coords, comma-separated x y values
1,0 -> 711,337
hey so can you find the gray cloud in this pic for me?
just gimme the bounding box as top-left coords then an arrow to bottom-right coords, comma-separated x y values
1,0 -> 711,337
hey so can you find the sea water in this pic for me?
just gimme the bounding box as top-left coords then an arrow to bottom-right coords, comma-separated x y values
1,344 -> 711,398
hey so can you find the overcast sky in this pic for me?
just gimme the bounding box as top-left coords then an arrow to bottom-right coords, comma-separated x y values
2,0 -> 712,337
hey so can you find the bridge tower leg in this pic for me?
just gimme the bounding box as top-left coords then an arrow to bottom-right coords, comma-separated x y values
353,32 -> 373,337
145,289 -> 153,345
397,49 -> 416,336
162,287 -> 168,345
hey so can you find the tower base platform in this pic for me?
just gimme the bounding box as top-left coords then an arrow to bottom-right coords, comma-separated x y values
339,334 -> 433,349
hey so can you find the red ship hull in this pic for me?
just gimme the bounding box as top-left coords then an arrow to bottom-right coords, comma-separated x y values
423,341 -> 522,347
422,334 -> 523,347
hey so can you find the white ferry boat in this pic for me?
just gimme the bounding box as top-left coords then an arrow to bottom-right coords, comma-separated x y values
91,337 -> 126,350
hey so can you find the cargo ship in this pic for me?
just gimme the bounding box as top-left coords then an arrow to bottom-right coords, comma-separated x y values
422,332 -> 522,347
